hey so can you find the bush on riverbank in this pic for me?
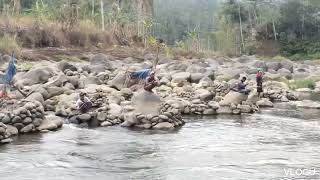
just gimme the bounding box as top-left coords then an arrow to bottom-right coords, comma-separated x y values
286,80 -> 316,90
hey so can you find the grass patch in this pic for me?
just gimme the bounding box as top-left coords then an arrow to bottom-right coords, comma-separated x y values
19,62 -> 33,71
53,55 -> 84,62
0,34 -> 21,57
284,79 -> 316,90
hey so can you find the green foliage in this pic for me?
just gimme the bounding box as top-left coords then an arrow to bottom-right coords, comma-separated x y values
287,80 -> 316,90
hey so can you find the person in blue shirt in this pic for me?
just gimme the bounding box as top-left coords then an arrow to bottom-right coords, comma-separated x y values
237,77 -> 250,95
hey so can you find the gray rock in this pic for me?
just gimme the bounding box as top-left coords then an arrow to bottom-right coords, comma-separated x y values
131,90 -> 162,115
64,82 -> 75,90
45,74 -> 68,87
256,98 -> 274,107
101,121 -> 113,127
1,115 -> 11,124
12,116 -> 22,123
18,67 -> 53,86
190,73 -> 205,83
77,114 -> 92,121
97,112 -> 107,121
46,87 -> 65,98
33,118 -> 42,127
220,91 -> 248,106
208,101 -> 220,110
58,61 -> 77,72
203,109 -> 216,115
90,53 -> 113,69
26,92 -> 44,105
108,71 -> 127,90
0,127 -> 6,134
217,105 -> 232,114
20,124 -> 35,133
267,62 -> 281,71
153,122 -> 174,129
238,104 -> 253,113
13,123 -> 24,130
171,72 -> 191,83
195,89 -> 214,101
159,115 -> 169,121
23,117 -> 33,125
281,60 -> 294,72
277,68 -> 292,79
5,125 -> 18,136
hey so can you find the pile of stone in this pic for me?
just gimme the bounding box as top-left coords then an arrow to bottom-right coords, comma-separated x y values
0,100 -> 63,144
121,112 -> 184,130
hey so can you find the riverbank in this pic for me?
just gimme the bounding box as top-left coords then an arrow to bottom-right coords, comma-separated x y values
1,50 -> 320,144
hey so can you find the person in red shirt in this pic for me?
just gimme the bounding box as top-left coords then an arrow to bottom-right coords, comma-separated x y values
144,71 -> 159,93
256,69 -> 264,97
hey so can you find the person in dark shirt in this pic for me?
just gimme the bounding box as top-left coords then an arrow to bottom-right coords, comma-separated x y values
237,77 -> 250,95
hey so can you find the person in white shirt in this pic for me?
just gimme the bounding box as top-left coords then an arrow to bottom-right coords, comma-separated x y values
76,92 -> 92,113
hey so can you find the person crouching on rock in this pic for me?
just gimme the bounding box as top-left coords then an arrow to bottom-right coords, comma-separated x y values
238,77 -> 251,95
144,71 -> 159,93
256,69 -> 264,97
76,92 -> 92,113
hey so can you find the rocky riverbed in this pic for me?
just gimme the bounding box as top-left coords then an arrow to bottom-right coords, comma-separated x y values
1,53 -> 320,144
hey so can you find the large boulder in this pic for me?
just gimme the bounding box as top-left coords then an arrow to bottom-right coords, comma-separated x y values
45,74 -> 68,88
277,68 -> 292,79
108,71 -> 127,90
194,89 -> 214,101
171,72 -> 191,83
17,67 -> 54,86
190,73 -> 205,83
267,62 -> 281,71
131,90 -> 162,115
281,60 -> 294,72
90,53 -> 113,69
26,92 -> 44,105
58,61 -> 77,72
108,103 -> 123,117
220,91 -> 248,106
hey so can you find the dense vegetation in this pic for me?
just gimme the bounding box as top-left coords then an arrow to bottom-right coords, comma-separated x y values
0,0 -> 320,60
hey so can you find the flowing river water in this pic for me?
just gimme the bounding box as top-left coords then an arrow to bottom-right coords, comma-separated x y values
1,105 -> 320,180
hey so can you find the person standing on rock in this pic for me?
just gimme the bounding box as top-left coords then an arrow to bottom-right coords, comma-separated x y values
237,77 -> 250,95
256,69 -> 264,97
144,71 -> 159,93
76,92 -> 92,113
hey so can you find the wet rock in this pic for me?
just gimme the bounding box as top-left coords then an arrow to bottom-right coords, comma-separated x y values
203,109 -> 216,115
256,98 -> 274,107
20,124 -> 35,133
220,91 -> 248,106
5,125 -> 18,136
23,117 -> 33,125
1,138 -> 13,144
97,112 -> 107,121
77,114 -> 92,121
101,121 -> 113,127
13,123 -> 24,131
153,122 -> 174,129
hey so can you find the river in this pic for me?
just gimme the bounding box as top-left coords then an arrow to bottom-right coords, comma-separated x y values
1,105 -> 320,180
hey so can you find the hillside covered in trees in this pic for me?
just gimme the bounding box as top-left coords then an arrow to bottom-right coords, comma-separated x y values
0,0 -> 320,60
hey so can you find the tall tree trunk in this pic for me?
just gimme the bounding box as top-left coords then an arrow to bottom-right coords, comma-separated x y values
272,19 -> 277,41
100,0 -> 105,31
238,3 -> 245,54
92,0 -> 95,20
